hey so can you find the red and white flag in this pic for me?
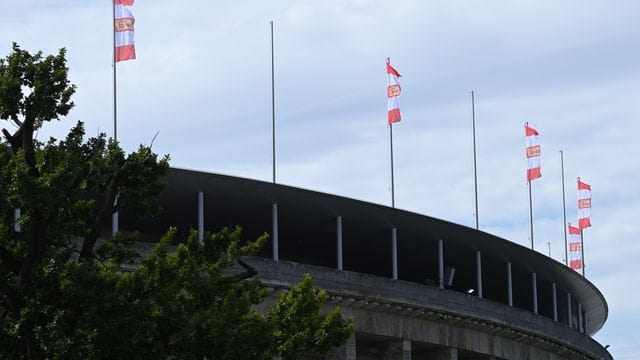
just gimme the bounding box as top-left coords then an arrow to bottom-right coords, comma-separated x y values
568,224 -> 583,270
577,178 -> 592,229
386,62 -> 401,124
115,0 -> 136,62
525,124 -> 541,181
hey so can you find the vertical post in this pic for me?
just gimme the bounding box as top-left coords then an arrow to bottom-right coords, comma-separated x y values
476,251 -> 482,299
578,302 -> 583,333
567,292 -> 572,327
387,57 -> 395,208
270,21 -> 276,183
391,227 -> 398,280
438,239 -> 444,289
337,216 -> 343,271
560,150 -> 568,265
272,203 -> 279,261
532,272 -> 538,314
14,209 -> 21,232
507,262 -> 513,306
197,192 -> 204,242
547,241 -> 551,257
471,91 -> 479,230
112,0 -> 117,142
580,230 -> 586,277
552,282 -> 558,321
112,195 -> 118,236
528,180 -> 534,250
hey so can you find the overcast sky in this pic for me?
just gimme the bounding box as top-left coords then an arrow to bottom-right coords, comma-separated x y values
1,1 -> 639,358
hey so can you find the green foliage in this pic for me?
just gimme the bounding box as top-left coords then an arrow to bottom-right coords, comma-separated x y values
0,44 -> 352,359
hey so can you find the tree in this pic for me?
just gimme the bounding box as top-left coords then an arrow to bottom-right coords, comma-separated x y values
0,43 -> 352,359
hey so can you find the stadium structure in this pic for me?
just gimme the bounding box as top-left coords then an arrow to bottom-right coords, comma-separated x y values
121,168 -> 611,360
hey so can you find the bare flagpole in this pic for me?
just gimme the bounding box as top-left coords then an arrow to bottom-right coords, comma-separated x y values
471,91 -> 479,230
270,21 -> 276,184
387,57 -> 395,208
560,150 -> 568,265
526,121 -> 534,250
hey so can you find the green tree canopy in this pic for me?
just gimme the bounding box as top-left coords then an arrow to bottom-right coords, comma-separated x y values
0,43 -> 351,359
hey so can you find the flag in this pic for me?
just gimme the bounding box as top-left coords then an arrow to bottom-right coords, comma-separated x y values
568,224 -> 583,270
577,178 -> 592,229
525,124 -> 541,181
115,0 -> 136,62
386,62 -> 401,124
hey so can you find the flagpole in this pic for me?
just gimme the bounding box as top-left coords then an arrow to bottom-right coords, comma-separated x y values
580,229 -> 585,277
386,57 -> 395,208
560,150 -> 568,265
113,0 -> 117,142
471,91 -> 479,230
528,180 -> 534,250
270,20 -> 276,184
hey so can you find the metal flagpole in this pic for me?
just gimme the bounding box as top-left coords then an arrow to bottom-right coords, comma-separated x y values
471,91 -> 479,230
580,230 -> 585,277
270,21 -> 276,184
528,180 -> 534,250
113,0 -> 117,142
387,57 -> 395,208
560,150 -> 568,265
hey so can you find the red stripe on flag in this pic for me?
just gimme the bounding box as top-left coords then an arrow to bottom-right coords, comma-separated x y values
570,259 -> 582,270
526,145 -> 540,158
578,180 -> 591,190
116,45 -> 136,62
115,17 -> 135,32
388,108 -> 401,124
527,167 -> 541,182
525,125 -> 539,136
568,225 -> 581,235
115,0 -> 134,5
578,217 -> 591,229
386,63 -> 401,77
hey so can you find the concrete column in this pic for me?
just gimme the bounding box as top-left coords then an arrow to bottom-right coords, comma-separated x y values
532,272 -> 538,314
112,196 -> 119,235
337,216 -> 343,271
438,239 -> 444,289
507,262 -> 513,307
384,339 -> 411,360
476,251 -> 483,299
578,302 -> 583,333
391,227 -> 398,280
586,317 -> 590,335
429,347 -> 458,360
567,292 -> 572,328
326,333 -> 356,360
272,203 -> 279,261
552,282 -> 558,322
197,192 -> 204,242
14,209 -> 21,232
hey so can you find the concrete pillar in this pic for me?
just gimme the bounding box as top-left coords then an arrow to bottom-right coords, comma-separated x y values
476,251 -> 483,299
392,228 -> 398,280
552,282 -> 558,321
337,216 -> 343,271
197,192 -> 204,242
567,292 -> 572,328
578,302 -> 583,333
384,339 -> 411,360
429,347 -> 458,360
326,333 -> 356,360
272,203 -> 279,261
438,239 -> 444,289
14,209 -> 21,232
507,262 -> 513,307
112,196 -> 119,235
532,272 -> 538,314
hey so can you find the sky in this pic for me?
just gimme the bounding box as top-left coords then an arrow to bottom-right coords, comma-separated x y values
1,0 -> 639,358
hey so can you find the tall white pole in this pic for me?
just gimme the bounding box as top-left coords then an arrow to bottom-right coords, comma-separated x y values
471,91 -> 479,230
270,21 -> 276,184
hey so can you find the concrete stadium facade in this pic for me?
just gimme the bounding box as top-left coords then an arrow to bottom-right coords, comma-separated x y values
122,168 -> 611,360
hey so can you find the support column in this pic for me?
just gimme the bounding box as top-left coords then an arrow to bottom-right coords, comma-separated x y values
112,196 -> 119,235
337,216 -> 343,271
326,333 -> 356,360
391,227 -> 398,280
552,282 -> 558,322
272,203 -> 279,261
429,347 -> 458,360
507,262 -> 513,307
567,292 -> 572,328
197,192 -> 204,242
438,239 -> 444,289
476,251 -> 483,299
532,272 -> 538,314
578,302 -> 583,333
14,209 -> 21,232
384,339 -> 411,360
